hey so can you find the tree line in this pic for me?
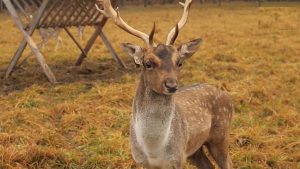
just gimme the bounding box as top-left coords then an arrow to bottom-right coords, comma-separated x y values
1,0 -> 300,12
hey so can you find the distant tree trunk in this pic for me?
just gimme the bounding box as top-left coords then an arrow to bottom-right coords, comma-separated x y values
213,0 -> 221,6
144,0 -> 148,7
167,0 -> 175,4
119,0 -> 124,6
257,0 -> 262,6
0,0 -> 4,12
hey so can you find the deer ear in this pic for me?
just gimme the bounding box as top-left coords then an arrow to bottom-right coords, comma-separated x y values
121,43 -> 144,66
178,38 -> 202,60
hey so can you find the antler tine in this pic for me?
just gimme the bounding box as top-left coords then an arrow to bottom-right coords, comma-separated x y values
166,0 -> 193,45
168,24 -> 179,45
95,0 -> 154,47
149,22 -> 156,46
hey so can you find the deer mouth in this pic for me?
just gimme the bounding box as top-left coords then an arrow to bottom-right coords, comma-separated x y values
167,87 -> 177,93
162,87 -> 178,95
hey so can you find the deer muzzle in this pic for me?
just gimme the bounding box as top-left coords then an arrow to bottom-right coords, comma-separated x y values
164,78 -> 178,94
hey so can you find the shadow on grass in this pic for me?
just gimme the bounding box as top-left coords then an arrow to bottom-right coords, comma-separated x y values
0,58 -> 138,95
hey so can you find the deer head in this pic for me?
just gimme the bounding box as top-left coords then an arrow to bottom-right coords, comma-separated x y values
96,0 -> 202,95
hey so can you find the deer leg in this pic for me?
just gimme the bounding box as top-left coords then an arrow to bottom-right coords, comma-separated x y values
189,146 -> 213,169
55,36 -> 63,52
163,160 -> 183,169
206,139 -> 232,169
40,42 -> 46,50
39,36 -> 48,51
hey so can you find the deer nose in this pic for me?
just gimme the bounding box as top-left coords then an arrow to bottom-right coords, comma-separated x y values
164,79 -> 178,93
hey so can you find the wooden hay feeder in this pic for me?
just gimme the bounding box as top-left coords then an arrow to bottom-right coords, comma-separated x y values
3,0 -> 126,83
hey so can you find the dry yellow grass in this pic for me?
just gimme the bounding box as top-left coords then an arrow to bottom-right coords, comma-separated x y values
0,2 -> 299,169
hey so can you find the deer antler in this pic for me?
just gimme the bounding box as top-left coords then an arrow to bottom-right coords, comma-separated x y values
95,0 -> 155,47
166,0 -> 193,45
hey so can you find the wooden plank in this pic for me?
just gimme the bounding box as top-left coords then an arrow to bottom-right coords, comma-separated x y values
25,0 -> 33,6
46,0 -> 67,27
99,29 -> 127,69
56,0 -> 74,27
38,0 -> 59,28
58,2 -> 77,27
30,0 -> 40,8
22,0 -> 31,11
67,0 -> 85,26
75,0 -> 91,26
64,27 -> 88,58
11,0 -> 30,21
4,0 -> 57,83
75,18 -> 108,66
83,2 -> 98,25
4,0 -> 49,78
90,10 -> 102,25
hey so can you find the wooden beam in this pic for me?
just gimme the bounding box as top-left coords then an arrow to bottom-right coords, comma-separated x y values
67,0 -> 86,26
38,0 -> 59,28
98,30 -> 127,69
75,0 -> 91,26
56,0 -> 74,27
75,18 -> 108,66
46,0 -> 67,27
83,2 -> 98,25
21,0 -> 32,12
4,0 -> 49,79
11,0 -> 30,21
4,0 -> 57,83
61,2 -> 78,27
64,27 -> 88,58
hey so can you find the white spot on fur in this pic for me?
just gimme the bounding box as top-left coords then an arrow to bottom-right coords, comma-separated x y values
213,100 -> 216,105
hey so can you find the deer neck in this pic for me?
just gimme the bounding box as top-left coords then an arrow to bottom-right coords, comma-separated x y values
133,74 -> 175,152
134,74 -> 175,118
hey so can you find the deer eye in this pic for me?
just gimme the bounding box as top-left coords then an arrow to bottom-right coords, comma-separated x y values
145,61 -> 154,69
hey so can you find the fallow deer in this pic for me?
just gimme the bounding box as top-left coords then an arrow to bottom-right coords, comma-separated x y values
96,0 -> 233,168
38,27 -> 63,51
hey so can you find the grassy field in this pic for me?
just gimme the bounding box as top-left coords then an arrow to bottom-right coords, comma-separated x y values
0,2 -> 299,169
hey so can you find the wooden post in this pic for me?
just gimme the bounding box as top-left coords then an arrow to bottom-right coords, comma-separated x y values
75,0 -> 122,66
3,0 -> 57,83
75,18 -> 108,66
64,27 -> 88,58
4,0 -> 49,79
98,30 -> 127,69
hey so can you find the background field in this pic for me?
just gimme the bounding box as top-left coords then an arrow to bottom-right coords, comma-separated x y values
0,2 -> 299,169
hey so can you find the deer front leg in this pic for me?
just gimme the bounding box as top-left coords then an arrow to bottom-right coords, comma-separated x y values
207,139 -> 232,169
162,160 -> 183,169
164,145 -> 185,169
189,146 -> 213,169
